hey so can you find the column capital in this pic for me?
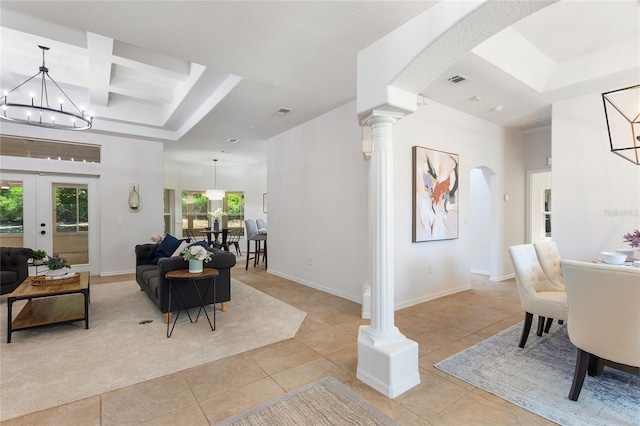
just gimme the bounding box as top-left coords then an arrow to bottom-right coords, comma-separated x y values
361,110 -> 405,127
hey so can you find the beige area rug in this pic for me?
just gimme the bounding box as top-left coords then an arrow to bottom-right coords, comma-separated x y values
215,376 -> 399,426
0,279 -> 306,421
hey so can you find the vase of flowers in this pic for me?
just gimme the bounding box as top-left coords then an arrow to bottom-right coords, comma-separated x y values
181,245 -> 213,273
623,229 -> 640,259
207,208 -> 228,231
45,254 -> 71,277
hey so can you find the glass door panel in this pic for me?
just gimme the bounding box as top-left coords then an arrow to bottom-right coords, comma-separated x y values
52,183 -> 89,264
0,180 -> 25,247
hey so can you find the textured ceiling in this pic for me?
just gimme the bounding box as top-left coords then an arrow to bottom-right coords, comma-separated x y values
1,1 -> 638,167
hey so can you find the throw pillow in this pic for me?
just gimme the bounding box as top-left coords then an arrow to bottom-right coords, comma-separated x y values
188,241 -> 210,251
171,240 -> 190,257
151,234 -> 181,264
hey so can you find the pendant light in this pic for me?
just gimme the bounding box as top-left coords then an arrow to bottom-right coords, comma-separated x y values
206,159 -> 225,200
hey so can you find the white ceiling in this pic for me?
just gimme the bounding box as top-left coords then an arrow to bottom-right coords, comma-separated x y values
1,1 -> 638,167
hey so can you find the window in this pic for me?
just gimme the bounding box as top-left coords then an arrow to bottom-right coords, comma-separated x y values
182,191 -> 209,235
0,181 -> 24,246
224,192 -> 245,236
163,189 -> 173,236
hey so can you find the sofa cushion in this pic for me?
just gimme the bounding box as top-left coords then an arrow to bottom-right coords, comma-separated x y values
172,240 -> 190,257
151,234 -> 182,264
0,271 -> 17,284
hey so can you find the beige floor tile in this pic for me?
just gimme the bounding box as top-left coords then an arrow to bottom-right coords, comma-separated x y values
200,377 -> 285,423
101,374 -> 196,426
137,404 -> 209,426
0,396 -> 101,426
271,358 -> 354,391
395,370 -> 469,420
247,338 -> 321,375
182,353 -> 267,401
294,323 -> 358,356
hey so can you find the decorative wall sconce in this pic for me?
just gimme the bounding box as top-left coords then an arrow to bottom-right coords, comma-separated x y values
129,183 -> 140,210
602,85 -> 639,165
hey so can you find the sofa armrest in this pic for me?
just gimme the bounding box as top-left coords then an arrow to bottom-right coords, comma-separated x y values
135,243 -> 158,266
207,248 -> 237,269
1,247 -> 34,285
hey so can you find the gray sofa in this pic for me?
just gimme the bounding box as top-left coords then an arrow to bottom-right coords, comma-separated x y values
1,247 -> 34,295
135,243 -> 236,322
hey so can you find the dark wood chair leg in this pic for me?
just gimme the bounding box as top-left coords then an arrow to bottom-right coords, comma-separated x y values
569,348 -> 591,401
537,316 -> 546,336
519,312 -> 533,348
558,320 -> 564,325
544,317 -> 553,333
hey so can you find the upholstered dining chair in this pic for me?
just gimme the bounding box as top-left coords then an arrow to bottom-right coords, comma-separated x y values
508,244 -> 568,348
560,259 -> 640,401
534,241 -> 565,290
256,218 -> 267,231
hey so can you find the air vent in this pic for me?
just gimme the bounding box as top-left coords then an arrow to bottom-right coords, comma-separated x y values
225,138 -> 239,144
513,118 -> 552,132
274,107 -> 292,116
447,74 -> 471,85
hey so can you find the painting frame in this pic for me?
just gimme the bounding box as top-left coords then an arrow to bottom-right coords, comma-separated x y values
412,146 -> 460,242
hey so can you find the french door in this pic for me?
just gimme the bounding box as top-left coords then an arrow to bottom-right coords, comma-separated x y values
0,172 -> 99,274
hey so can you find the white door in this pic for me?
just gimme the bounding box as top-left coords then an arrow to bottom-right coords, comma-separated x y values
0,172 -> 99,275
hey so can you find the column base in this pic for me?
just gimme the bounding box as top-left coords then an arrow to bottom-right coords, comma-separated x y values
356,325 -> 420,398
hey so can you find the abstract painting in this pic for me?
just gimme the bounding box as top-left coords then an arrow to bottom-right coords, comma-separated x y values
413,146 -> 459,242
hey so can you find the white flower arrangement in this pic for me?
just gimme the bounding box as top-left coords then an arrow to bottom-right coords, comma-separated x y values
181,245 -> 212,262
207,208 -> 228,220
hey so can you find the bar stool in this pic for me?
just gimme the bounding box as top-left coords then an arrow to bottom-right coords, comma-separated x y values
245,220 -> 264,270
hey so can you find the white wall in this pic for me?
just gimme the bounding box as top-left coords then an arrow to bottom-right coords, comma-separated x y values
0,122 -> 164,276
553,92 -> 640,261
267,101 -> 370,302
470,168 -> 492,274
267,99 -> 524,308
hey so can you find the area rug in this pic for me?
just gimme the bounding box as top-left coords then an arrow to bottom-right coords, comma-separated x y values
0,279 -> 306,421
214,376 -> 399,426
435,322 -> 640,426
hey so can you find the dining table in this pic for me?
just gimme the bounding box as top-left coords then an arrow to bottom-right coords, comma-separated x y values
200,229 -> 229,248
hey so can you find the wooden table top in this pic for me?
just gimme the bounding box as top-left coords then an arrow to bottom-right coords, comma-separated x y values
10,271 -> 89,298
165,268 -> 219,280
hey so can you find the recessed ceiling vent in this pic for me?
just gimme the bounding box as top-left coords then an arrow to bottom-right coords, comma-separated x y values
274,107 -> 292,116
514,118 -> 552,132
446,74 -> 471,85
225,138 -> 239,144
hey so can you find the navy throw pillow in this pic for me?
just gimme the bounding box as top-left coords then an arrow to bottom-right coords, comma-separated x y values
187,241 -> 210,250
151,234 -> 181,264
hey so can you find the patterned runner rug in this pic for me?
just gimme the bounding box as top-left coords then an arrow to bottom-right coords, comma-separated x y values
435,322 -> 640,426
215,376 -> 399,426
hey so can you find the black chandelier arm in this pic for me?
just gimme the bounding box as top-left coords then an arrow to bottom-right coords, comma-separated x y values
44,72 -> 86,115
3,71 -> 42,97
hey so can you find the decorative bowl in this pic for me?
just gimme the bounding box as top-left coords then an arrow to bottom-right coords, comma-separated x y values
601,251 -> 627,265
616,248 -> 635,261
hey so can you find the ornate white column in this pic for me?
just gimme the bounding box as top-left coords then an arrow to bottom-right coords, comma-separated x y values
357,111 -> 420,398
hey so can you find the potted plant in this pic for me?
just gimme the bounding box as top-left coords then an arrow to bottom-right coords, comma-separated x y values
207,208 -> 228,231
45,254 -> 71,277
181,245 -> 212,273
32,249 -> 48,265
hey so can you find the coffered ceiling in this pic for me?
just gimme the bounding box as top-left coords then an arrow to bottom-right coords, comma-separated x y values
1,1 -> 638,166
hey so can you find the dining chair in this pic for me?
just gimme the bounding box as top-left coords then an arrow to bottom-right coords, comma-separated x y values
508,244 -> 568,348
560,259 -> 640,401
184,229 -> 198,243
534,241 -> 565,290
225,228 -> 242,255
256,218 -> 267,231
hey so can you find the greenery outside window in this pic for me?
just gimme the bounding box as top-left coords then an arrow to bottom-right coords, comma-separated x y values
182,191 -> 208,234
54,184 -> 88,233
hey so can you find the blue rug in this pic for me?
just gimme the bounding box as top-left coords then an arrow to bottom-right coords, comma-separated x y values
435,323 -> 640,426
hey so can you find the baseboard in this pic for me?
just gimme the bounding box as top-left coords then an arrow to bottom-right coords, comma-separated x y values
100,269 -> 135,277
490,273 -> 514,282
267,269 -> 362,304
470,269 -> 491,276
394,284 -> 471,311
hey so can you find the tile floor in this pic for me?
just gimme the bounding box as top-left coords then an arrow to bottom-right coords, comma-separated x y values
3,262 -> 555,425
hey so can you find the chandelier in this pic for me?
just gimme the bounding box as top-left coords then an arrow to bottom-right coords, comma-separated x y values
602,84 -> 639,165
1,45 -> 93,130
206,159 -> 225,200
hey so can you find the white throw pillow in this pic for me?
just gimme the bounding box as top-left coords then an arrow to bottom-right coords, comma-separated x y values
171,240 -> 190,257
